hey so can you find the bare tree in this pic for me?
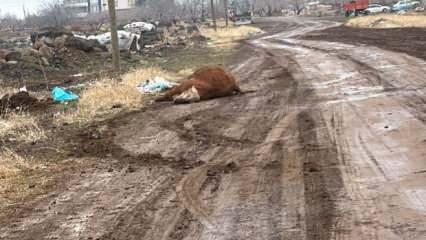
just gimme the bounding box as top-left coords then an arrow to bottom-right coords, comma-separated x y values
224,0 -> 229,27
38,0 -> 74,28
107,0 -> 121,73
0,14 -> 23,31
210,0 -> 217,31
290,0 -> 305,15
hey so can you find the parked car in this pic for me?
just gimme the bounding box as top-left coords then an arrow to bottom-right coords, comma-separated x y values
364,4 -> 391,14
229,11 -> 253,25
392,0 -> 421,12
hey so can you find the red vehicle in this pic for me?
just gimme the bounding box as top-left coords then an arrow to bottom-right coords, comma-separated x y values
343,0 -> 369,16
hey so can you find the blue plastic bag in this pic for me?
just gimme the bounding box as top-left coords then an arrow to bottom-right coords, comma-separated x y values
51,87 -> 79,102
137,77 -> 176,94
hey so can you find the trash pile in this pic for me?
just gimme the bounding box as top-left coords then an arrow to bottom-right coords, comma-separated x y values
162,21 -> 207,47
0,21 -> 205,65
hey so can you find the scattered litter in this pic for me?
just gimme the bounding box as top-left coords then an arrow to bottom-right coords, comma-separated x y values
51,87 -> 79,102
71,73 -> 84,78
86,31 -> 141,51
19,86 -> 28,92
137,77 -> 176,94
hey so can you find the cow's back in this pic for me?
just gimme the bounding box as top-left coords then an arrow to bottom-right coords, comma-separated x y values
190,67 -> 238,100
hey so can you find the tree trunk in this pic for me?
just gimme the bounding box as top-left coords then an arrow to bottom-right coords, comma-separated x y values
107,0 -> 121,73
210,0 -> 217,31
224,0 -> 229,27
98,0 -> 103,11
201,0 -> 206,22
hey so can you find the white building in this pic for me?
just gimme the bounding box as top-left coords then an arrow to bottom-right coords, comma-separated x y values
64,0 -> 136,18
115,0 -> 137,10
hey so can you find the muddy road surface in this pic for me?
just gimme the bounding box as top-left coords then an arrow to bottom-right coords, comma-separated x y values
1,17 -> 426,240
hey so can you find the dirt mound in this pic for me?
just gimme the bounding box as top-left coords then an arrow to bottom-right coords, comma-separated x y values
0,92 -> 39,113
301,26 -> 426,60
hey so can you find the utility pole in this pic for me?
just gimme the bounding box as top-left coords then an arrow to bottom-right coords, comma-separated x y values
210,0 -> 217,31
107,0 -> 121,73
224,0 -> 228,27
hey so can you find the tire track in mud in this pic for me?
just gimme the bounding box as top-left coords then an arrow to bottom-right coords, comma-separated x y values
297,110 -> 343,240
249,41 -> 345,239
259,18 -> 426,240
170,56 -> 299,238
270,36 -> 426,124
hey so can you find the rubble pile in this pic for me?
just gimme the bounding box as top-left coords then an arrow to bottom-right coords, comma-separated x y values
139,21 -> 206,55
163,21 -> 207,47
0,21 -> 207,83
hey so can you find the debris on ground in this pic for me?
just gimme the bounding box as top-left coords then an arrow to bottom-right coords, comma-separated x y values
65,36 -> 107,52
124,22 -> 156,33
51,87 -> 79,102
0,21 -> 208,87
136,76 -> 177,94
0,49 -> 22,63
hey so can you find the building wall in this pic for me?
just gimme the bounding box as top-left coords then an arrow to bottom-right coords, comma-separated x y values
64,0 -> 136,18
115,0 -> 137,10
64,0 -> 106,16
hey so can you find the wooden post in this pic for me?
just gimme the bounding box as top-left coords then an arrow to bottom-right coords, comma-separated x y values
107,0 -> 121,73
210,0 -> 217,31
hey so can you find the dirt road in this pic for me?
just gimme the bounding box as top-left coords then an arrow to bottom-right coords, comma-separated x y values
1,17 -> 426,240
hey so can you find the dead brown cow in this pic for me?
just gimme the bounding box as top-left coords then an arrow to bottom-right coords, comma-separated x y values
156,67 -> 241,104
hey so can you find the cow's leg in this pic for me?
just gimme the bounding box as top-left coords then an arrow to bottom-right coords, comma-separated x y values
173,86 -> 201,104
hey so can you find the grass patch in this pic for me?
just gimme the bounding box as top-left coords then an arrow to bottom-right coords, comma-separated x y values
146,47 -> 235,73
0,112 -> 46,143
200,22 -> 263,47
55,67 -> 176,124
0,148 -> 50,218
346,14 -> 426,28
0,147 -> 82,220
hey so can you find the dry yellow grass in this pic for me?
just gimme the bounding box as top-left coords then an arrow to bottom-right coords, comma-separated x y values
0,148 -> 48,216
56,67 -> 176,124
0,148 -> 80,219
0,112 -> 46,143
0,148 -> 38,178
0,87 -> 15,98
200,22 -> 263,47
121,66 -> 177,86
346,14 -> 426,28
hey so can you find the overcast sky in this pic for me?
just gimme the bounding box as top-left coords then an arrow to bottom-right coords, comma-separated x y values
0,0 -> 45,18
